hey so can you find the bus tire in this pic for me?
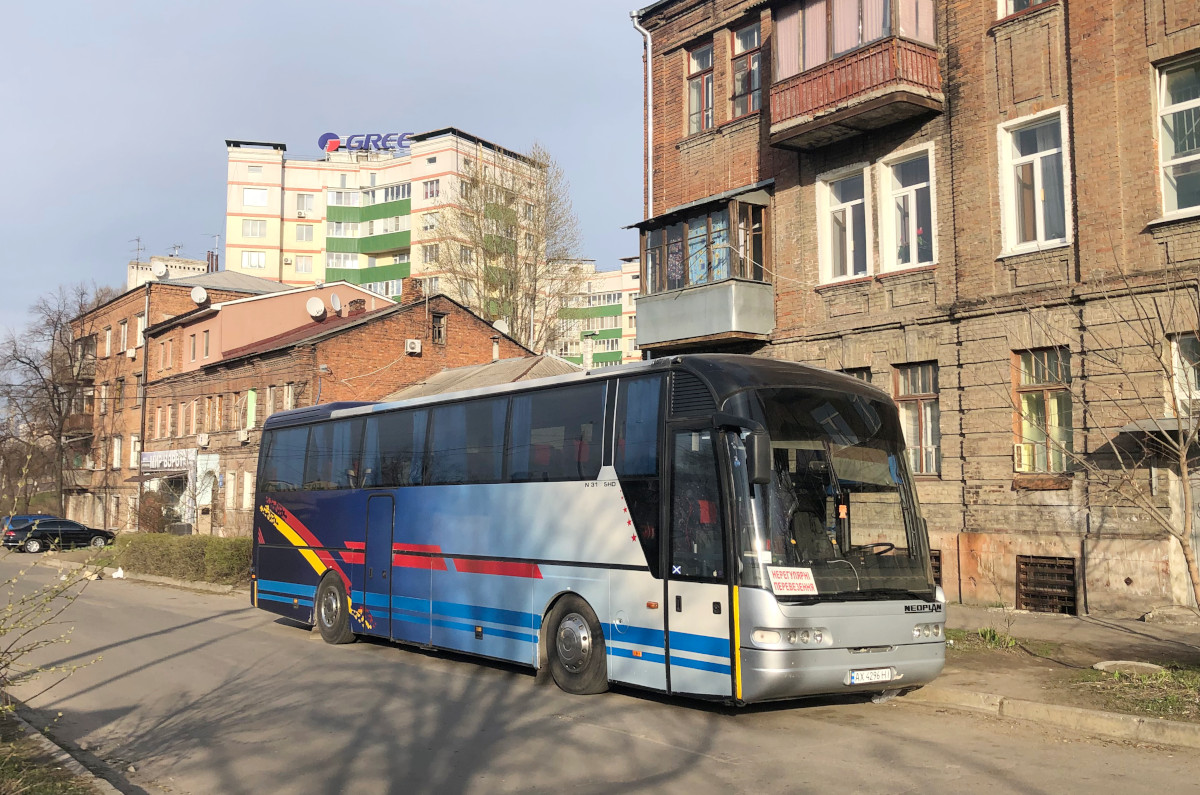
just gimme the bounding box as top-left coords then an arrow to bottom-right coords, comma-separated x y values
545,594 -> 608,695
316,575 -> 356,645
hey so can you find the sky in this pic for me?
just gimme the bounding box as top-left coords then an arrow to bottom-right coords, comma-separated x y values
0,1 -> 646,334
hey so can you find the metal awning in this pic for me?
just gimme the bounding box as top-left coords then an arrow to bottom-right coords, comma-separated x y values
625,179 -> 775,230
1120,418 -> 1195,435
124,470 -> 188,483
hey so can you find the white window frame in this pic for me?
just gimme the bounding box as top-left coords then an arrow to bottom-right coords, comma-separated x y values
242,187 -> 268,207
130,435 -> 140,470
136,313 -> 146,347
104,327 -> 111,357
296,224 -> 313,242
119,320 -> 128,352
295,255 -> 313,273
423,179 -> 440,200
296,193 -> 314,214
242,251 -> 266,269
1158,57 -> 1200,219
817,162 -> 873,284
242,219 -> 266,238
111,436 -> 122,470
878,143 -> 938,272
997,106 -> 1072,257
1171,334 -> 1200,415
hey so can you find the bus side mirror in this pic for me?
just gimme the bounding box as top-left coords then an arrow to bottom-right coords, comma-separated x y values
746,431 -> 771,485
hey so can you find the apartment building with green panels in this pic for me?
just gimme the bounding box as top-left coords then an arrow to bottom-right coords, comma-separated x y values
556,259 -> 643,367
224,129 -> 530,301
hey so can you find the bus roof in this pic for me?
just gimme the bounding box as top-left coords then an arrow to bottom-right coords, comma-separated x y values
261,355 -> 890,431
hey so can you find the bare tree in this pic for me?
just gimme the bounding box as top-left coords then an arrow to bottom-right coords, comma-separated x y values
432,141 -> 584,352
0,283 -> 115,517
995,262 -> 1200,608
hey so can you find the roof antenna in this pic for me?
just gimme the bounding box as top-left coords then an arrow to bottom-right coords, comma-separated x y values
130,236 -> 145,263
170,242 -> 183,257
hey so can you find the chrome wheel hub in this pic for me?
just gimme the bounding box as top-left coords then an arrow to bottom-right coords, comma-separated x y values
556,613 -> 592,673
320,589 -> 340,628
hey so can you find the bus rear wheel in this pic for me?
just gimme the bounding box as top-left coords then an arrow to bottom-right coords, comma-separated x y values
316,575 -> 356,645
545,595 -> 608,695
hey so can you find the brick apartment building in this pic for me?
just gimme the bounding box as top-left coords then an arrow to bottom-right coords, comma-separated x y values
631,0 -> 1200,613
141,279 -> 530,535
65,271 -> 288,531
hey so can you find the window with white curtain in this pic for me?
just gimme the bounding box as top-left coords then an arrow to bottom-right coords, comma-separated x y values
882,149 -> 935,269
688,43 -> 714,133
731,22 -> 761,117
775,0 -> 932,79
1001,111 -> 1068,252
822,171 -> 869,280
296,224 -> 313,242
295,255 -> 313,273
1159,57 -> 1200,216
242,219 -> 266,238
241,251 -> 266,269
242,187 -> 268,207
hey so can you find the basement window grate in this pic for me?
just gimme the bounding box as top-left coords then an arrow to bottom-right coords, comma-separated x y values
1015,555 -> 1077,615
930,549 -> 942,587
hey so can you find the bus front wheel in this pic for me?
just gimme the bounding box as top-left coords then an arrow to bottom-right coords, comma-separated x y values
316,575 -> 356,645
545,595 -> 608,695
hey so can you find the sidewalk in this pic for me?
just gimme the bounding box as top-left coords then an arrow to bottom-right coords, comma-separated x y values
905,603 -> 1200,749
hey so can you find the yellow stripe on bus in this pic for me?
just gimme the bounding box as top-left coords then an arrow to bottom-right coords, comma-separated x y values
259,504 -> 328,578
733,586 -> 742,702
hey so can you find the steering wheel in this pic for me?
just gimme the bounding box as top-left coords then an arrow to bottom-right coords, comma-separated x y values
853,542 -> 895,555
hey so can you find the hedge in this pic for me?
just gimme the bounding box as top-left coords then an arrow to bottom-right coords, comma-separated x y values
115,534 -> 252,586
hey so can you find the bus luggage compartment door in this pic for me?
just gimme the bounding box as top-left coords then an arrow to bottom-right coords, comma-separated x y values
665,429 -> 733,697
364,495 -> 395,640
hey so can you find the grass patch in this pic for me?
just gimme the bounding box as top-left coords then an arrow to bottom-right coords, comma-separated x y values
115,535 -> 252,587
0,715 -> 92,795
946,626 -> 1019,653
1070,665 -> 1200,723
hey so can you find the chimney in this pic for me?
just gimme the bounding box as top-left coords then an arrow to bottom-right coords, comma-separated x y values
401,276 -> 425,304
347,298 -> 366,317
206,251 -> 219,272
491,335 -> 500,363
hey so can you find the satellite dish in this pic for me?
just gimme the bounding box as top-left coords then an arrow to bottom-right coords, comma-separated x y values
329,293 -> 342,313
190,286 -> 208,305
492,319 -> 510,335
151,261 -> 168,278
305,296 -> 326,320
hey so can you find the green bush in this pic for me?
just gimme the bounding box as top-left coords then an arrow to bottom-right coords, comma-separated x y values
115,534 -> 253,587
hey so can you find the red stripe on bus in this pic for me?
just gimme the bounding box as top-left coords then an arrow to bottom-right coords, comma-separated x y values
338,551 -> 364,565
452,559 -> 543,579
392,553 -> 448,571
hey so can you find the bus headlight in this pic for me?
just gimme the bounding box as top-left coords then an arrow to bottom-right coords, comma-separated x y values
913,623 -> 944,640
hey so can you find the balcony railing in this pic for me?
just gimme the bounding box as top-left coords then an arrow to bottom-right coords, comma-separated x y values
770,37 -> 942,150
63,413 -> 94,436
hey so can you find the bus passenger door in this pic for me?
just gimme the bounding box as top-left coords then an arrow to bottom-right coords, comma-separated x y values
364,495 -> 394,639
665,428 -> 733,698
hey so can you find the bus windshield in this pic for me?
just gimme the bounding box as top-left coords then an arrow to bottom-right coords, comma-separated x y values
735,388 -> 935,601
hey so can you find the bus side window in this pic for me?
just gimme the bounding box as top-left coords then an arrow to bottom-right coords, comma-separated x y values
363,410 -> 427,487
507,384 -> 605,482
260,427 -> 308,492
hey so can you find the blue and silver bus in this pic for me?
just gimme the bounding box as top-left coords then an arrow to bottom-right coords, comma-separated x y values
252,354 -> 945,703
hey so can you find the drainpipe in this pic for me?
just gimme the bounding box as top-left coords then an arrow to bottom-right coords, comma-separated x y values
630,11 -> 654,218
136,281 -> 150,533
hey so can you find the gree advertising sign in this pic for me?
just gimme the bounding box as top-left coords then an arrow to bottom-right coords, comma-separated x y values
318,132 -> 412,153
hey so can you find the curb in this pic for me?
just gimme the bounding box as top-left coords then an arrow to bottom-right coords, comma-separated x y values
905,685 -> 1200,750
42,557 -> 249,596
7,709 -> 123,795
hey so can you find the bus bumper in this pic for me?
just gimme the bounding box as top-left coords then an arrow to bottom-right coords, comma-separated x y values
737,642 -> 945,704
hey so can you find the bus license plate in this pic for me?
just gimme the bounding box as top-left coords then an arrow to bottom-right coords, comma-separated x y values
849,668 -> 893,685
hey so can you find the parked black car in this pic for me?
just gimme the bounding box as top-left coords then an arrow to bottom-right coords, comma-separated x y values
0,514 -> 59,532
3,518 -> 114,553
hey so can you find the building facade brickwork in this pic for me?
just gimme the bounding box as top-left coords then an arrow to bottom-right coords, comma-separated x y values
633,0 -> 1200,613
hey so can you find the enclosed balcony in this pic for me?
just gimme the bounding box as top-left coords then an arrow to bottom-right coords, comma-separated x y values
634,192 -> 774,351
769,0 -> 942,151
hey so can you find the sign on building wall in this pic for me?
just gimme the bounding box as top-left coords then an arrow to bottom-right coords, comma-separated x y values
318,132 -> 412,153
140,448 -> 197,474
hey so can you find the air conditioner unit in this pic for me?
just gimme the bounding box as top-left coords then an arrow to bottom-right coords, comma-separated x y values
284,257 -> 292,264
405,339 -> 422,355
196,433 -> 210,448
236,429 -> 250,444
125,348 -> 136,360
1013,443 -> 1037,474
296,210 -> 306,218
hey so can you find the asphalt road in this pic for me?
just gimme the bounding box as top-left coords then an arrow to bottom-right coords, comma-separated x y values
5,555 -> 1200,795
